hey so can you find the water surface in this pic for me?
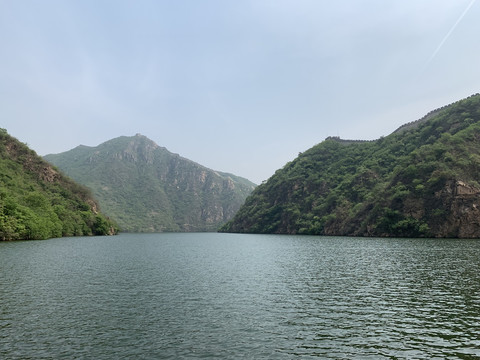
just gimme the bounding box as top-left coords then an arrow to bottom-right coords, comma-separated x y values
1,233 -> 479,358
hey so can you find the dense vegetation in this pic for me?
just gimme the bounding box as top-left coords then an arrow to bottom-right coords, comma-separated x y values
221,94 -> 480,238
45,134 -> 256,232
0,129 -> 118,240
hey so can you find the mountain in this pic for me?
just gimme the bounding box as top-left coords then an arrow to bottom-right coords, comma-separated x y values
0,129 -> 118,240
221,93 -> 480,238
44,134 -> 256,232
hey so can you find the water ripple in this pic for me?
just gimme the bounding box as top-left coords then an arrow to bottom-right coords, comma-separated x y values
1,234 -> 480,359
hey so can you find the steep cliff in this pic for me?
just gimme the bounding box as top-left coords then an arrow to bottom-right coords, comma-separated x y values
221,94 -> 480,238
45,134 -> 256,232
0,129 -> 118,240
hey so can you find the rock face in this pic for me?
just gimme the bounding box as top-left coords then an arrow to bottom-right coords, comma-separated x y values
221,94 -> 480,238
45,134 -> 256,232
433,181 -> 480,238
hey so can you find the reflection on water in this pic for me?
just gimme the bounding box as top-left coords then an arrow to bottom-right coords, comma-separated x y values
1,233 -> 479,359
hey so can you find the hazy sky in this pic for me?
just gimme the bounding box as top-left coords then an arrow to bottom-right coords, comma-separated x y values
1,1 -> 479,184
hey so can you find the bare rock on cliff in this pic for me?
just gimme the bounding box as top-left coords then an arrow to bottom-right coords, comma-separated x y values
44,134 -> 256,232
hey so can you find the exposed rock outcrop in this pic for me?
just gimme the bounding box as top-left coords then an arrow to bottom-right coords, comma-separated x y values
432,180 -> 480,238
45,134 -> 256,232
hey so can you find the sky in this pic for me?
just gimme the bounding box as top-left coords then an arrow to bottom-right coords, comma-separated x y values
1,0 -> 480,184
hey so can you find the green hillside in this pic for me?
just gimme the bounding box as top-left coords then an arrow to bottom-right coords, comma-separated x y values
221,94 -> 480,238
0,129 -> 118,240
45,134 -> 256,232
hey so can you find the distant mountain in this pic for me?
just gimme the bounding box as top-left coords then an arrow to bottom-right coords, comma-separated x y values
0,129 -> 118,240
45,134 -> 256,232
221,94 -> 480,238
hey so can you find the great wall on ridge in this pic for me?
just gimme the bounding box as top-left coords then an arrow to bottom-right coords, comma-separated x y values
326,93 -> 479,145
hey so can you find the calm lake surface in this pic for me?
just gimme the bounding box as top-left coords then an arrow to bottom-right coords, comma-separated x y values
1,233 -> 480,359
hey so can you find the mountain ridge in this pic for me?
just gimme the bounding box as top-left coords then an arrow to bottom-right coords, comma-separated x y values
45,134 -> 256,232
221,93 -> 480,238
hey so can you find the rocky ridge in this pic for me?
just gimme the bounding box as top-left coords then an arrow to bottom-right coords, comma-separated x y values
45,134 -> 256,232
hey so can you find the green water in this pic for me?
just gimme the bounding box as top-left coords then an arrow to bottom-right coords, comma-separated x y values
1,233 -> 479,359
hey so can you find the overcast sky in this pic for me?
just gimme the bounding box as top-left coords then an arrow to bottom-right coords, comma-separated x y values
1,0 -> 479,184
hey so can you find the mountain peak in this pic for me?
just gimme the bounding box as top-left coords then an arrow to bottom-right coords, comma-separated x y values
44,136 -> 256,232
133,133 -> 154,143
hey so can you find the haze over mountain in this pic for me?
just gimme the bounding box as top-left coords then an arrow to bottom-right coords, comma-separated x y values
3,2 -> 480,185
45,134 -> 256,232
221,94 -> 480,238
0,129 -> 118,240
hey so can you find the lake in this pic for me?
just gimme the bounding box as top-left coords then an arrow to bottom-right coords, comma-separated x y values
1,233 -> 480,359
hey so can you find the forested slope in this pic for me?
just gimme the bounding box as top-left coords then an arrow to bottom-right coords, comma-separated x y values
0,129 -> 118,240
221,94 -> 480,238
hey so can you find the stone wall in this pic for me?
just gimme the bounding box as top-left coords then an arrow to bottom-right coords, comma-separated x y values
325,93 -> 480,144
392,93 -> 480,135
